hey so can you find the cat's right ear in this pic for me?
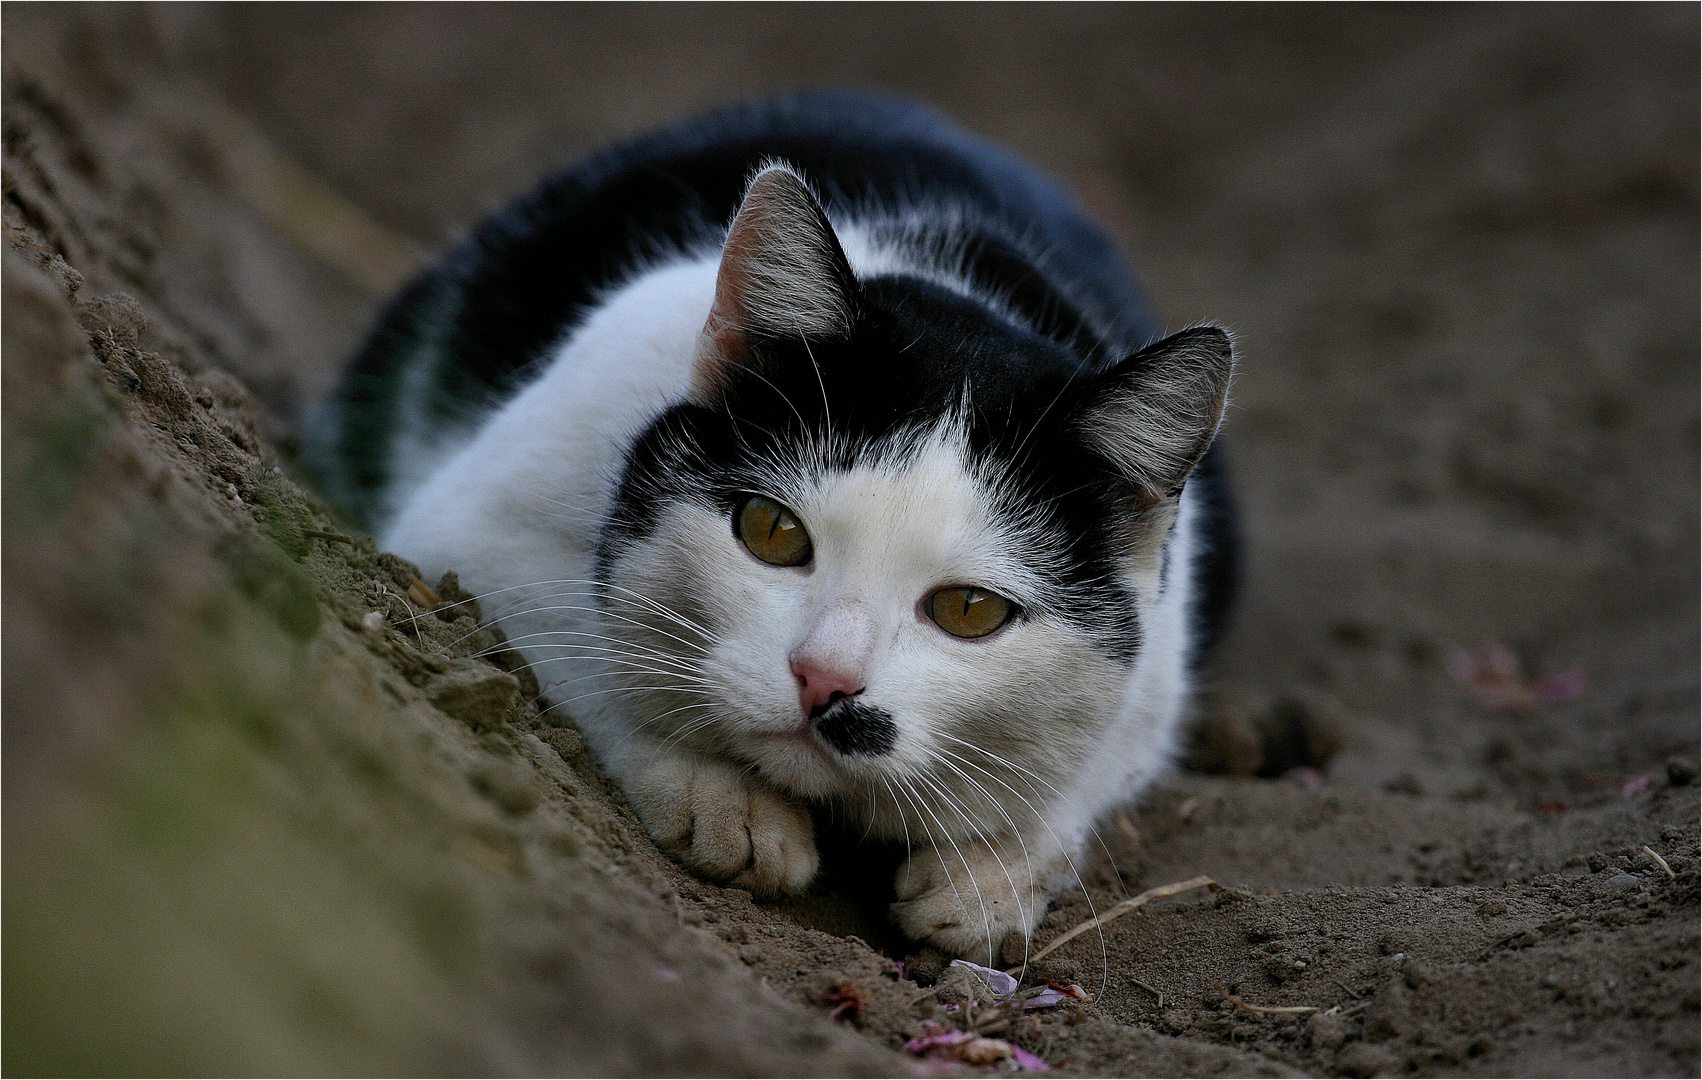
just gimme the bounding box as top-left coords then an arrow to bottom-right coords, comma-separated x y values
691,164 -> 857,400
1077,326 -> 1234,507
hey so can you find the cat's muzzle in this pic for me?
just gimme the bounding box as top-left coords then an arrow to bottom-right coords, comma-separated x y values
811,696 -> 898,756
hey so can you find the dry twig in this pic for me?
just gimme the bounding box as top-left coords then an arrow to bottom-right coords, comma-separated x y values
1331,978 -> 1366,1000
1014,875 -> 1219,970
1226,993 -> 1321,1016
1642,845 -> 1675,878
1128,977 -> 1165,1009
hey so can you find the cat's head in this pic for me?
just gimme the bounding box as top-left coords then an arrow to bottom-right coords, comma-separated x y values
594,164 -> 1231,838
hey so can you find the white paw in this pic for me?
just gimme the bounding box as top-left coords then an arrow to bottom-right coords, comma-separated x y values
626,752 -> 818,896
890,836 -> 1053,963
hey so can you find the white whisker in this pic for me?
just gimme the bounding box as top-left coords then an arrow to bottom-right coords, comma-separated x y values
934,733 -> 1113,995
896,773 -> 996,968
926,749 -> 1041,969
910,768 -> 1032,968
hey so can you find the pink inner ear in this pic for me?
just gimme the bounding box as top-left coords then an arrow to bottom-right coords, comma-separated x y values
689,164 -> 852,402
691,217 -> 765,398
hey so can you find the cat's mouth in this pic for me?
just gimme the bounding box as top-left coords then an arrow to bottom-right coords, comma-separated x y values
741,696 -> 899,792
744,724 -> 848,795
757,725 -> 822,749
752,698 -> 897,755
754,722 -> 835,760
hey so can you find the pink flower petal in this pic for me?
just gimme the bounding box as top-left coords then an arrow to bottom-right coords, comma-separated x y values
1023,988 -> 1068,1009
950,958 -> 1019,995
1446,646 -> 1479,684
1621,771 -> 1658,799
1281,765 -> 1325,788
1485,644 -> 1520,681
1011,1045 -> 1051,1070
1537,668 -> 1586,706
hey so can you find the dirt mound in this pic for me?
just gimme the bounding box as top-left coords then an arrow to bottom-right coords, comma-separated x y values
5,6 -> 1696,1076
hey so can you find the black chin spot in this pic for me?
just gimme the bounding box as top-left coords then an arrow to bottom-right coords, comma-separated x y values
813,700 -> 897,757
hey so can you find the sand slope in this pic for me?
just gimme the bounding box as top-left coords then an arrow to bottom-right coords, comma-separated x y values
4,6 -> 1696,1076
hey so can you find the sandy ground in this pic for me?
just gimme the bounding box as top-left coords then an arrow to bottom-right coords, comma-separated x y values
4,5 -> 1697,1076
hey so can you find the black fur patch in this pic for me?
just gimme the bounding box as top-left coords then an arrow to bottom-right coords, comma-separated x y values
1186,440 -> 1240,667
814,699 -> 899,757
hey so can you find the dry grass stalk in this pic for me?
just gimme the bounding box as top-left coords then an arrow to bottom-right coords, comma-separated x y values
1642,845 -> 1675,878
1016,875 -> 1219,969
1227,993 -> 1321,1016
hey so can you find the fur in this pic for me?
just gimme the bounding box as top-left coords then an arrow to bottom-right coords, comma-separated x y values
307,92 -> 1238,963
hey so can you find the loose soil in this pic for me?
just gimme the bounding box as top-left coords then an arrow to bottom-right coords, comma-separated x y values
5,6 -> 1697,1076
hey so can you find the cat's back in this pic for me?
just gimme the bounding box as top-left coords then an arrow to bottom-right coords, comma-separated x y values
305,91 -> 1155,529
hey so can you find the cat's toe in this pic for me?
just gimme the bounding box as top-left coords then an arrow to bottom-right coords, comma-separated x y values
628,753 -> 817,895
727,788 -> 818,896
890,843 -> 1046,963
891,889 -> 1024,964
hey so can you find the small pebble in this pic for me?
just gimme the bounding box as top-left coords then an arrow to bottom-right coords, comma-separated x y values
1607,874 -> 1640,891
958,1037 -> 1015,1067
933,963 -> 996,1008
361,610 -> 385,632
427,662 -> 520,729
905,947 -> 949,986
407,576 -> 441,609
1337,1041 -> 1401,1078
1305,1011 -> 1349,1051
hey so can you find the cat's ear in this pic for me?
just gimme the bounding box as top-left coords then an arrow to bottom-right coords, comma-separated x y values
692,164 -> 856,399
1077,326 -> 1234,506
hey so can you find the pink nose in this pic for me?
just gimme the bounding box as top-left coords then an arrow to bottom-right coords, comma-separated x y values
791,657 -> 864,717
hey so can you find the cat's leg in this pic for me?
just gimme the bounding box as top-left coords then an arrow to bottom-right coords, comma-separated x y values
624,745 -> 819,896
890,829 -> 1067,963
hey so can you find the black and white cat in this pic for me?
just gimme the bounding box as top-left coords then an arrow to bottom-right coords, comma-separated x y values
308,92 -> 1237,963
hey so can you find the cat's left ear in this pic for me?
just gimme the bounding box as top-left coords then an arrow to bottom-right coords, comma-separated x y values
692,164 -> 857,400
1077,326 -> 1234,506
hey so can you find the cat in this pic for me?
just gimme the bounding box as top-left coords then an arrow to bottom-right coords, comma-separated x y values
306,91 -> 1237,965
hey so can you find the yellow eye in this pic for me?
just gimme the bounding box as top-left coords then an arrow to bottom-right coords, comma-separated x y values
735,495 -> 813,567
926,587 -> 1014,639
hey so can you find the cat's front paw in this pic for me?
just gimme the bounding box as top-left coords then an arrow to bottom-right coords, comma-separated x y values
890,836 -> 1052,963
626,752 -> 818,896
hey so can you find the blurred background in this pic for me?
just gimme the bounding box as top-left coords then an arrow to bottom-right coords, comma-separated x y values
4,4 -> 1697,1074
